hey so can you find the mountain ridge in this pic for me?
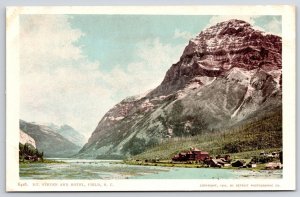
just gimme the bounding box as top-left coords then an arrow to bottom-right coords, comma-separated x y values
46,123 -> 87,147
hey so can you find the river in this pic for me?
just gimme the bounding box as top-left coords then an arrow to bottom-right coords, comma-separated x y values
19,159 -> 282,180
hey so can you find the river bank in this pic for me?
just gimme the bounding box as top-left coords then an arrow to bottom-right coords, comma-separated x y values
123,160 -> 272,171
20,159 -> 66,165
19,159 -> 282,179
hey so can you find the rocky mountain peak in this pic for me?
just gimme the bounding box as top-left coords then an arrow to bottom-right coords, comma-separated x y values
200,19 -> 251,37
149,19 -> 281,97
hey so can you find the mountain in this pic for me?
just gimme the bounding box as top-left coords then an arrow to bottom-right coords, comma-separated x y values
19,129 -> 36,148
78,19 -> 282,159
46,123 -> 86,147
56,124 -> 86,147
19,130 -> 44,162
20,120 -> 81,157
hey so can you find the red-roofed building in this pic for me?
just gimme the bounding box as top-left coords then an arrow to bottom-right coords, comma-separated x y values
172,147 -> 209,161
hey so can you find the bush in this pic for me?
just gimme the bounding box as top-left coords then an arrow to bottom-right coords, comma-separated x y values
223,142 -> 243,153
251,156 -> 275,164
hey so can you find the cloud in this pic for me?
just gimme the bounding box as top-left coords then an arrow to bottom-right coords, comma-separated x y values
206,15 -> 281,36
262,16 -> 281,36
20,15 -> 113,139
173,29 -> 194,40
20,15 -> 85,74
20,15 -> 186,139
100,38 -> 186,99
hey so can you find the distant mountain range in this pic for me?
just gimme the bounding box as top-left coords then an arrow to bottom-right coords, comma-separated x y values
20,120 -> 82,157
47,123 -> 86,147
78,19 -> 282,159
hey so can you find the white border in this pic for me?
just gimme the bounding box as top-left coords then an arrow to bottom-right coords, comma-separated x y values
6,5 -> 296,191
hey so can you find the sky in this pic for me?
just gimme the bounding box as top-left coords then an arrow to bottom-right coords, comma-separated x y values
19,14 -> 281,140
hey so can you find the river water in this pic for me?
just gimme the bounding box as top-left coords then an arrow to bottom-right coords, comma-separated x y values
19,159 -> 282,180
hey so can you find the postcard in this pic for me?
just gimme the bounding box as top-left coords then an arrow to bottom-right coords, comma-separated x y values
6,6 -> 296,191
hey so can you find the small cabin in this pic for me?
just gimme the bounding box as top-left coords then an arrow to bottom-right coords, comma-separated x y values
232,160 -> 245,167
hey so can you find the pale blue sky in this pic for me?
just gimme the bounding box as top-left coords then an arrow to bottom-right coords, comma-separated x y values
20,14 -> 281,137
69,15 -> 211,71
69,15 -> 281,72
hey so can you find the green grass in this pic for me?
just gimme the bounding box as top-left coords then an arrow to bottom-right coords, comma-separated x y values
132,110 -> 282,160
19,159 -> 65,165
